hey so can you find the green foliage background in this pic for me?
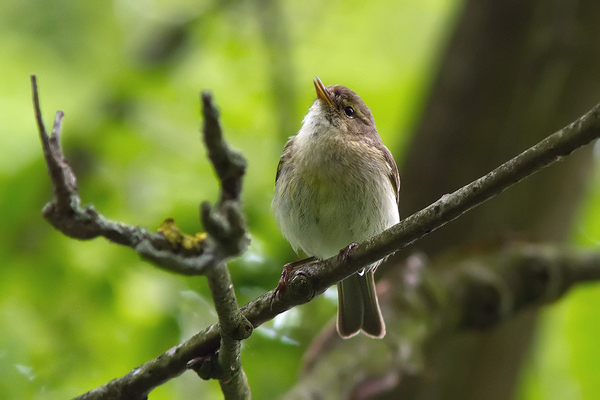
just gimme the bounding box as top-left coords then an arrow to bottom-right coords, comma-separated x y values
1,0 -> 599,399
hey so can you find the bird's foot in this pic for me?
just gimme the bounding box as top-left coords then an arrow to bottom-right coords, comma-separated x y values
270,257 -> 316,309
337,242 -> 359,263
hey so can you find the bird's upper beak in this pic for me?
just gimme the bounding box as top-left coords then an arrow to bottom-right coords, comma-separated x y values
314,76 -> 335,108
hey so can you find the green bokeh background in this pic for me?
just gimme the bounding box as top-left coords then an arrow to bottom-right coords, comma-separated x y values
1,1 -> 599,399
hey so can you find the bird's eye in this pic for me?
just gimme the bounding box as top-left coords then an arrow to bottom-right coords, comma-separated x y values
344,106 -> 355,117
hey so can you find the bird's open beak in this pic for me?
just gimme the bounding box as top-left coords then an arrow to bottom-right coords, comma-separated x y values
314,76 -> 335,108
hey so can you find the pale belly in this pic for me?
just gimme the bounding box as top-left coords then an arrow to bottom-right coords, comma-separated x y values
273,161 -> 399,259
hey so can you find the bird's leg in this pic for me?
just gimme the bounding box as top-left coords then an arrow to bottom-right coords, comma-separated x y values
271,256 -> 316,308
337,242 -> 359,263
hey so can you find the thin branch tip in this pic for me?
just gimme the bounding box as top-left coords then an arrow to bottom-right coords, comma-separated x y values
31,75 -> 46,138
30,74 -> 37,88
52,111 -> 64,139
201,91 -> 218,116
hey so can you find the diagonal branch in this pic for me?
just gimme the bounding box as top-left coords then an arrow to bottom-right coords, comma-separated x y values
32,72 -> 600,399
77,101 -> 600,399
288,101 -> 600,296
285,243 -> 600,399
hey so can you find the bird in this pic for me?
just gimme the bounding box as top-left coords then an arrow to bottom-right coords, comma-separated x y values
272,76 -> 400,338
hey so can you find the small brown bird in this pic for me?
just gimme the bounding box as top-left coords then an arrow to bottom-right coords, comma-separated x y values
272,77 -> 400,338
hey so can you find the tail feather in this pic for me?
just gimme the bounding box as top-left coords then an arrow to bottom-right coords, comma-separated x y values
359,270 -> 385,338
337,275 -> 364,338
336,271 -> 385,338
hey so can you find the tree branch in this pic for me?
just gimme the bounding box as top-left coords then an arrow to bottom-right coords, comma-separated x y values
86,101 -> 600,399
286,243 -> 600,399
191,92 -> 252,399
32,73 -> 600,398
201,91 -> 247,205
86,102 -> 600,398
291,101 -> 600,297
32,75 -> 252,399
32,74 -> 218,275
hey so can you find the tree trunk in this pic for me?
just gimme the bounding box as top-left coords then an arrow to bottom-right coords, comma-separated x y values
285,0 -> 600,398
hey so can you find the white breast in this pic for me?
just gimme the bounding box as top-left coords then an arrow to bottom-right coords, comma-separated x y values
273,108 -> 399,259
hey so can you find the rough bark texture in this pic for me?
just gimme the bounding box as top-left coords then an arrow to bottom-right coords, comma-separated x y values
294,0 -> 600,399
394,1 -> 600,397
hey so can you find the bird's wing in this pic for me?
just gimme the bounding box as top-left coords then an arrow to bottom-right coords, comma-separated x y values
381,145 -> 401,206
275,137 -> 295,184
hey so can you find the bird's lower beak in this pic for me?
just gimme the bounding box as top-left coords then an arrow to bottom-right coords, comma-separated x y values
314,76 -> 335,108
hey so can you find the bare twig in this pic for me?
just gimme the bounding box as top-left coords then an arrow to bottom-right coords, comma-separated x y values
201,263 -> 253,399
289,243 -> 600,399
193,92 -> 252,399
32,75 -> 217,276
33,75 -> 252,398
73,243 -> 600,400
32,74 -> 600,398
80,102 -> 600,399
201,91 -> 247,204
289,101 -> 600,297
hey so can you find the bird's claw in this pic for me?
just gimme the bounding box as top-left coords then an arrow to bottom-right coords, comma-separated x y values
270,257 -> 316,309
338,242 -> 359,263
